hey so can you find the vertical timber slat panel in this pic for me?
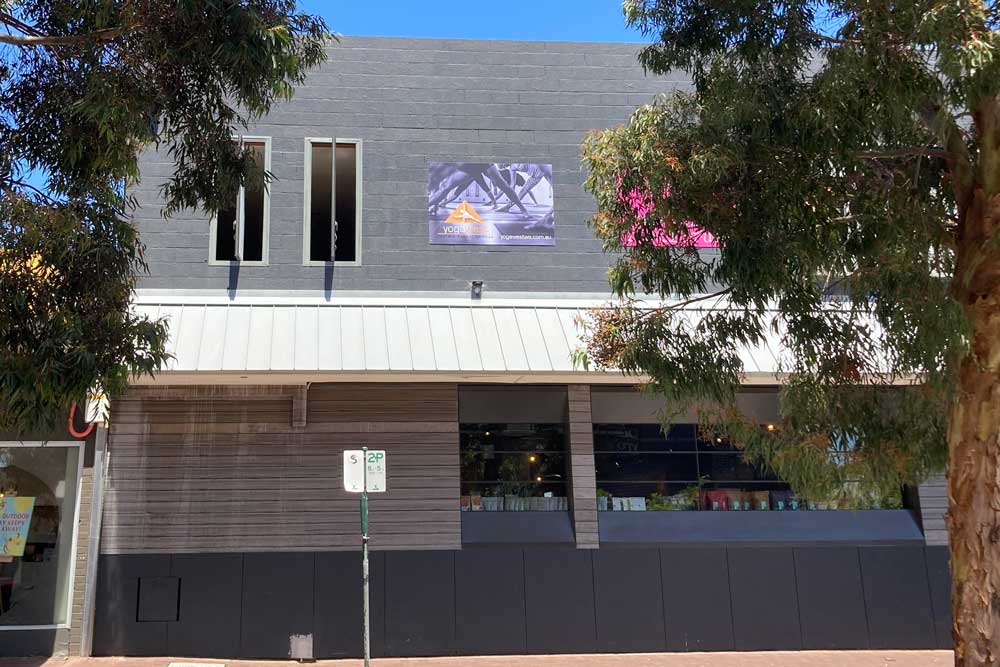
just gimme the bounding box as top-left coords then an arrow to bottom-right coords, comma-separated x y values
568,385 -> 598,548
100,383 -> 460,554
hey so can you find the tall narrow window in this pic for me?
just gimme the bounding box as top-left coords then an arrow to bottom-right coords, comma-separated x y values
214,139 -> 268,263
305,139 -> 360,263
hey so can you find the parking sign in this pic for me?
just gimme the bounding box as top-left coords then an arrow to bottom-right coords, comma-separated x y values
344,450 -> 388,493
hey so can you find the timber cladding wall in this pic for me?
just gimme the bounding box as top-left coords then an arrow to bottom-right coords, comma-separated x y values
101,383 -> 460,554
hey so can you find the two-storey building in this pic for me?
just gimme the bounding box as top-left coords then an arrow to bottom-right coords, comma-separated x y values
17,36 -> 950,659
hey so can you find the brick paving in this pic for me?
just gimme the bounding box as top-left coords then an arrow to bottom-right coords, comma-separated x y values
0,652 -> 955,667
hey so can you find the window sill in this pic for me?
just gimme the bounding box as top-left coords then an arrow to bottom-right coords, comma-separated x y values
208,260 -> 269,267
302,260 -> 362,267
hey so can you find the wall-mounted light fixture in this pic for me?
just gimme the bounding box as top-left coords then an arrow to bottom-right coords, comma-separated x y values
471,280 -> 484,300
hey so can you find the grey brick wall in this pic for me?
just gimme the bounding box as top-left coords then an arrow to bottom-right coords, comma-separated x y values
919,474 -> 948,546
132,36 -> 687,294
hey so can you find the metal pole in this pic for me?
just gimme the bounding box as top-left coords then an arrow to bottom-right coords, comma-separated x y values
361,446 -> 371,667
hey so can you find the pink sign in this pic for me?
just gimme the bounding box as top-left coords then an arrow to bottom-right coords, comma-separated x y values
616,181 -> 719,248
621,221 -> 719,248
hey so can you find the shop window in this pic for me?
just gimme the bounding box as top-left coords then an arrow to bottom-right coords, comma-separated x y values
304,138 -> 361,264
460,423 -> 568,511
593,424 -> 902,511
213,138 -> 270,263
0,444 -> 81,626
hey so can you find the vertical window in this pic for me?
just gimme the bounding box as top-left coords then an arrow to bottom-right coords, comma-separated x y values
305,139 -> 360,264
0,443 -> 81,626
213,138 -> 269,263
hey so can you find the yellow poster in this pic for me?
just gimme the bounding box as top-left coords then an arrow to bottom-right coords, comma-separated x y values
1,496 -> 35,557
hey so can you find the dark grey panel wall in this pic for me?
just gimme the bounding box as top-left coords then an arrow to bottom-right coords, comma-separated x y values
240,553 -> 315,658
523,548 -> 597,653
93,554 -> 170,656
454,550 -> 526,654
92,546 -> 952,658
661,548 -> 734,651
384,551 -> 456,656
728,548 -> 802,650
593,549 -> 665,652
169,554 -> 243,657
133,37 -> 686,294
793,547 -> 869,649
860,546 -> 937,649
314,551 -> 386,658
925,546 -> 953,649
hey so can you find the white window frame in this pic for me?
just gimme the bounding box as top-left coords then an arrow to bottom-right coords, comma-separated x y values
209,135 -> 272,266
0,440 -> 85,632
302,137 -> 363,267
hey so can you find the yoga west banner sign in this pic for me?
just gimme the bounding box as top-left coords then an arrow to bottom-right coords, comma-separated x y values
428,162 -> 555,245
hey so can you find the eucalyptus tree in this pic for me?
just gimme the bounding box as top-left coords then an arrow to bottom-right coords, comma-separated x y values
580,2 -> 1000,662
0,1 -> 329,434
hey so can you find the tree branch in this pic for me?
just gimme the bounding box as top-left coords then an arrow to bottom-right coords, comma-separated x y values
857,147 -> 957,161
808,31 -> 860,46
0,27 -> 121,47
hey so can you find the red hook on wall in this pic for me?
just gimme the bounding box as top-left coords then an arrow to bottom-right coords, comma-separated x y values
68,402 -> 95,439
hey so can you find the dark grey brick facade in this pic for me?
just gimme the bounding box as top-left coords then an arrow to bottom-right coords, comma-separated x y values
132,36 -> 686,294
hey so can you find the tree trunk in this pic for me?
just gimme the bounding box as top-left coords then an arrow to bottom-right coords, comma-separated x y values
949,189 -> 1000,666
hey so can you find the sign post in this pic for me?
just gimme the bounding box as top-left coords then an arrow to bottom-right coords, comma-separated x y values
344,448 -> 387,667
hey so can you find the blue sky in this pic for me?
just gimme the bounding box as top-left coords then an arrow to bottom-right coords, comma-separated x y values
299,0 -> 644,43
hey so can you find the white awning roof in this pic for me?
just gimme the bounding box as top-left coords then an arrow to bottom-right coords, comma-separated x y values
132,296 -> 788,384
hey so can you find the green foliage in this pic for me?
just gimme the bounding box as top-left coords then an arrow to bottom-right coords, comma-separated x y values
0,1 -> 330,434
579,0 -> 1000,501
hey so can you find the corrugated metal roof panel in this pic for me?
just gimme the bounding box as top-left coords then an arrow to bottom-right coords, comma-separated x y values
293,306 -> 319,371
450,307 -> 483,372
384,307 -> 413,370
134,299 -> 787,377
316,306 -> 342,370
340,307 -> 366,371
270,306 -> 297,371
406,307 -> 436,371
427,307 -> 460,371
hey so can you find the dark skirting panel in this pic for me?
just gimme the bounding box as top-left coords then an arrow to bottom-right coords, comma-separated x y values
92,554 -> 170,656
314,551 -> 386,659
384,551 -> 456,657
793,547 -> 869,649
168,554 -> 243,657
593,548 -> 666,652
925,546 -> 953,649
454,550 -> 527,654
860,546 -> 937,649
727,547 -> 802,650
599,510 -> 926,546
461,511 -> 575,545
523,548 -> 597,653
89,545 -> 953,658
660,547 -> 734,651
239,552 -> 315,659
0,630 -> 62,658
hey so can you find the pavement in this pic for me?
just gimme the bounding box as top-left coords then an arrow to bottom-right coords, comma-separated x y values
0,652 -> 956,667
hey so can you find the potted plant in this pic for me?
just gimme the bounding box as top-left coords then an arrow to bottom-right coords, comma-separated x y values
597,488 -> 611,511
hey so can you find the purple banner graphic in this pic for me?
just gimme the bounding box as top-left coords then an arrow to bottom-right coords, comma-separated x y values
428,163 -> 554,245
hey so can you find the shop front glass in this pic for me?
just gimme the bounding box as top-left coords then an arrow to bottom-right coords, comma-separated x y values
460,423 -> 568,511
593,424 -> 903,511
0,444 -> 81,626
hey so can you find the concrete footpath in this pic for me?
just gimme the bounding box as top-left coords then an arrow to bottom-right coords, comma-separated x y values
0,652 -> 955,667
